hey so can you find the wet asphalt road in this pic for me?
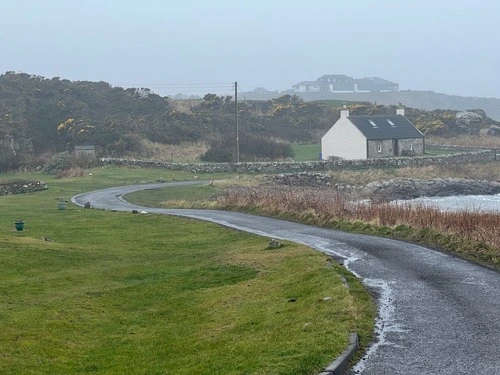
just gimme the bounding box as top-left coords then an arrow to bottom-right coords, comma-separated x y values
73,182 -> 500,375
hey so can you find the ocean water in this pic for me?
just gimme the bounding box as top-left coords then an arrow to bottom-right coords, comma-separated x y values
393,194 -> 500,213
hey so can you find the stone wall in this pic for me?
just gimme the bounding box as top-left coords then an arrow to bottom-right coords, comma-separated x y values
99,149 -> 496,174
0,181 -> 48,196
426,144 -> 497,152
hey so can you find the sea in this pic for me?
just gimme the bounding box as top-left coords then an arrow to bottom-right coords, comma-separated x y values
393,194 -> 500,213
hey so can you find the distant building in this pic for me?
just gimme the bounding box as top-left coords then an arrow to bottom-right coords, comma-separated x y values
253,87 -> 268,93
317,74 -> 355,92
293,74 -> 399,93
321,108 -> 424,160
353,77 -> 400,93
291,80 -> 322,93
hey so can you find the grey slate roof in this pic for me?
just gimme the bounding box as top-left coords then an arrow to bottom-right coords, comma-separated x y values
348,115 -> 423,140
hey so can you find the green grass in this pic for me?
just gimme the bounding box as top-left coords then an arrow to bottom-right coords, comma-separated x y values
127,184 -> 220,208
292,144 -> 321,161
289,143 -> 457,161
0,167 -> 375,374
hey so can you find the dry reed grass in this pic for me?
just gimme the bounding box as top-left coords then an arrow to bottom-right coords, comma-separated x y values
137,140 -> 208,162
55,167 -> 89,178
427,135 -> 500,148
218,186 -> 500,266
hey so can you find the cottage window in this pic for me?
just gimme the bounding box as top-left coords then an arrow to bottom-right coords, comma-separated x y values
409,141 -> 413,151
369,120 -> 378,128
377,141 -> 383,153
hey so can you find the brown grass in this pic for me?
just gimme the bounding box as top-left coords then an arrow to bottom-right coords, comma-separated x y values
427,135 -> 500,148
55,167 -> 89,178
327,162 -> 500,185
137,139 -> 208,162
218,186 -> 500,267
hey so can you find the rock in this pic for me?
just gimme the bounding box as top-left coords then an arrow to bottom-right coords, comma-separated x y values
360,178 -> 500,201
456,111 -> 483,124
487,125 -> 500,136
268,239 -> 282,249
455,111 -> 484,135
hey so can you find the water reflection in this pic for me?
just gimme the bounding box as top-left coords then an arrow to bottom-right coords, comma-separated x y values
392,194 -> 500,213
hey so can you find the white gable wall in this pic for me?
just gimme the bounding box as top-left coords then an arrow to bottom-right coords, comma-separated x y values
321,117 -> 367,160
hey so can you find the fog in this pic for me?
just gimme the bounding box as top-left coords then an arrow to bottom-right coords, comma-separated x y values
2,0 -> 499,98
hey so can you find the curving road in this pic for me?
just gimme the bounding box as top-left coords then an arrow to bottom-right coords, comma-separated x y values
73,182 -> 500,375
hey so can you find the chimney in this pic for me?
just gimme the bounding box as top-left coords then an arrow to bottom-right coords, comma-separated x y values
340,109 -> 349,118
396,108 -> 405,116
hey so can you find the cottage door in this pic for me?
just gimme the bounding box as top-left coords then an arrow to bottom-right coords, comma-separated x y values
393,139 -> 399,156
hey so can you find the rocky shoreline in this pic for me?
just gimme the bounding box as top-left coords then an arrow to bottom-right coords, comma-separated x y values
268,172 -> 500,202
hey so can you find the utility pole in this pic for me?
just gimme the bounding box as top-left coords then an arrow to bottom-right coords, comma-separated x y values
235,81 -> 239,163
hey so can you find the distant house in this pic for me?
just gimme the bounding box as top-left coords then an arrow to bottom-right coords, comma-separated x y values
291,81 -> 322,93
292,74 -> 399,93
353,77 -> 400,93
317,74 -> 355,92
321,108 -> 424,160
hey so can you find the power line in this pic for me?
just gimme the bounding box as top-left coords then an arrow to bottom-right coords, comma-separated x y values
112,82 -> 233,88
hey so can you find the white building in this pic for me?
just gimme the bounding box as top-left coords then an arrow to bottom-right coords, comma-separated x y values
321,108 -> 424,160
291,81 -> 321,93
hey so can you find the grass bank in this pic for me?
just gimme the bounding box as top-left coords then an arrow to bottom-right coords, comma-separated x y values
216,186 -> 500,270
128,178 -> 500,270
0,167 -> 375,374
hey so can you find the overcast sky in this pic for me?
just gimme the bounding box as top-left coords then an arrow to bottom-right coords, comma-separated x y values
2,0 -> 499,98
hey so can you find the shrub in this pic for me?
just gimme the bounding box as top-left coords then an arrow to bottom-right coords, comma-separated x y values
43,151 -> 96,174
201,147 -> 234,162
43,152 -> 73,173
201,133 -> 294,162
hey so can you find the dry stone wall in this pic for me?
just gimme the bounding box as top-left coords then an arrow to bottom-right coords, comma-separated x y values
0,181 -> 48,196
99,149 -> 496,174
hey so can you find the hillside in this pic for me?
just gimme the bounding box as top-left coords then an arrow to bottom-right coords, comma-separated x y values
1,72 -> 499,171
242,90 -> 500,121
0,73 -> 335,168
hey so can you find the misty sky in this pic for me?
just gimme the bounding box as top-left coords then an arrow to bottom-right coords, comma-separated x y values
2,0 -> 499,98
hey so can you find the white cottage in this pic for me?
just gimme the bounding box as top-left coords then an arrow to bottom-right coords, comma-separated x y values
321,108 -> 424,160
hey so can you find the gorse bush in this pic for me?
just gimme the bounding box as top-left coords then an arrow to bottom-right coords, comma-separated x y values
43,152 -> 73,173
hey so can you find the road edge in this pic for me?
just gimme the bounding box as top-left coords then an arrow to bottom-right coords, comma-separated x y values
318,332 -> 359,375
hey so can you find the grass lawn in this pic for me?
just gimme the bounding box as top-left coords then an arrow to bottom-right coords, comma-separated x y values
126,183 -> 221,209
423,149 -> 459,156
0,167 -> 375,374
292,144 -> 321,161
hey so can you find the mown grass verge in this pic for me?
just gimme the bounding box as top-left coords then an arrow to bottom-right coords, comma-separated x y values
0,167 -> 375,375
129,182 -> 500,270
